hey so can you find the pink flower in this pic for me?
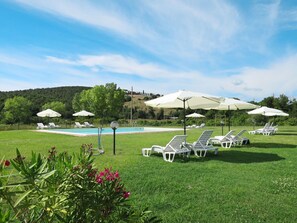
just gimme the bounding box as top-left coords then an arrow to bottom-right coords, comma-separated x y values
96,175 -> 103,184
4,160 -> 10,167
123,191 -> 130,199
106,174 -> 114,181
114,171 -> 120,178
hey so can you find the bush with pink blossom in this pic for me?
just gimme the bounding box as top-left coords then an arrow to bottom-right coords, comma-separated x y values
0,146 -> 160,223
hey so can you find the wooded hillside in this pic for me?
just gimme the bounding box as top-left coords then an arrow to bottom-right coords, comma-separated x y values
0,86 -> 296,126
0,86 -> 91,115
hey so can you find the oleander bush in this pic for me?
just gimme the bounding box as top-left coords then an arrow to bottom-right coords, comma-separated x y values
0,146 -> 160,223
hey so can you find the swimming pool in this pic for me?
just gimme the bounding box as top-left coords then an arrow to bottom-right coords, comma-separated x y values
38,127 -> 182,136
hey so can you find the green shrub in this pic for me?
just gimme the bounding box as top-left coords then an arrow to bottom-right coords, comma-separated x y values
0,147 -> 160,223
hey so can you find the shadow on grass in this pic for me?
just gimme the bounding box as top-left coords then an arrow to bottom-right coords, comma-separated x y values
275,132 -> 297,136
146,149 -> 286,164
149,153 -> 192,163
189,150 -> 285,164
248,142 -> 296,149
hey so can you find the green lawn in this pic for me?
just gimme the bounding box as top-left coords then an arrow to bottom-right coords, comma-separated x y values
1,126 -> 297,222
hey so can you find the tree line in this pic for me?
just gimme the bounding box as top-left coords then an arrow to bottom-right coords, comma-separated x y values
0,84 -> 296,126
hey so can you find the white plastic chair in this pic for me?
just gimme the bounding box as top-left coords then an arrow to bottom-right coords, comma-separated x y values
49,122 -> 60,128
209,130 -> 236,148
36,123 -> 48,129
142,135 -> 191,162
74,122 -> 86,128
84,122 -> 94,127
231,130 -> 249,146
186,130 -> 218,157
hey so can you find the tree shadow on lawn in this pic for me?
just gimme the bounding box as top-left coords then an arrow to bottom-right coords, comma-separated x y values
149,153 -> 191,163
148,151 -> 284,164
247,142 -> 296,149
275,132 -> 297,136
191,150 -> 285,164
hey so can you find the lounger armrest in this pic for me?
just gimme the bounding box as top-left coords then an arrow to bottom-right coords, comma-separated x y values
208,138 -> 217,144
183,143 -> 193,149
151,145 -> 164,153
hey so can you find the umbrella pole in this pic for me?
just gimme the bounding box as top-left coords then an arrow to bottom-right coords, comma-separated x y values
228,106 -> 231,131
183,99 -> 186,135
98,127 -> 101,149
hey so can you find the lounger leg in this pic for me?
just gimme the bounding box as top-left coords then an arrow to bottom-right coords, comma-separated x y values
194,150 -> 200,157
202,150 -> 207,157
142,148 -> 151,157
186,152 -> 190,158
221,142 -> 227,148
163,152 -> 175,162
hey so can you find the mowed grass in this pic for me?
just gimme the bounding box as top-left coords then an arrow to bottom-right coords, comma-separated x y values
1,126 -> 297,222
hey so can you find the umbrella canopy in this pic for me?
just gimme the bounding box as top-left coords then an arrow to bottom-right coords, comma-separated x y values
37,109 -> 61,118
186,112 -> 205,118
145,90 -> 221,134
145,90 -> 221,109
205,98 -> 259,111
73,110 -> 95,117
204,98 -> 259,131
247,106 -> 289,116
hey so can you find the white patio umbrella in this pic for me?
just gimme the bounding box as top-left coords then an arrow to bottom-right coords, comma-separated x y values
264,112 -> 289,117
247,106 -> 289,116
186,112 -> 205,126
37,109 -> 61,118
206,98 -> 259,111
145,90 -> 222,134
73,110 -> 95,117
37,109 -> 61,124
204,98 -> 259,131
186,112 -> 205,118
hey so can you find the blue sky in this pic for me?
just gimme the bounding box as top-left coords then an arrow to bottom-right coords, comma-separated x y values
0,0 -> 297,101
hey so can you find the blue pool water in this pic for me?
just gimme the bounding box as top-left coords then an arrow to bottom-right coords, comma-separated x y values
43,127 -> 182,136
47,127 -> 144,135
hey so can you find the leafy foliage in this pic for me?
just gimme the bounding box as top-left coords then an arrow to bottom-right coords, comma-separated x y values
0,147 -> 160,223
1,85 -> 297,126
42,101 -> 66,116
0,86 -> 90,119
3,96 -> 32,124
72,83 -> 126,119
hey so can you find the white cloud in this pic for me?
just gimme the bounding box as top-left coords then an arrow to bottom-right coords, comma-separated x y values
137,0 -> 240,54
220,54 -> 297,100
14,0 -> 241,61
2,51 -> 297,101
14,0 -> 136,36
279,7 -> 297,30
46,54 -> 197,80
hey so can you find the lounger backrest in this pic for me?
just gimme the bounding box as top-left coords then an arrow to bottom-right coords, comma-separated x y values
164,135 -> 187,153
193,130 -> 213,149
263,123 -> 269,129
37,123 -> 44,127
221,130 -> 235,141
235,130 -> 246,137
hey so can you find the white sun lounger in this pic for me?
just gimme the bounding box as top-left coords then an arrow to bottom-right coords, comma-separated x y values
186,130 -> 218,157
142,135 -> 191,162
36,123 -> 48,129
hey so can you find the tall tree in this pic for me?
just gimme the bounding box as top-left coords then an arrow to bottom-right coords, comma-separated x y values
274,94 -> 289,111
261,96 -> 275,108
3,96 -> 32,124
73,83 -> 125,119
42,101 -> 66,116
